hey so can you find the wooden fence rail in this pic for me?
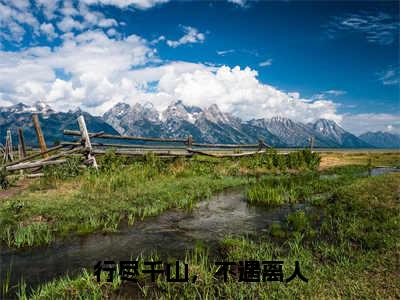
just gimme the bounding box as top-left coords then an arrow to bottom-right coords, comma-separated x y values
63,130 -> 187,143
0,114 -> 313,179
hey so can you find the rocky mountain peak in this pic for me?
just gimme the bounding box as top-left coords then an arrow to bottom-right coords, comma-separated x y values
161,100 -> 202,124
312,118 -> 345,138
201,104 -> 238,125
1,101 -> 54,114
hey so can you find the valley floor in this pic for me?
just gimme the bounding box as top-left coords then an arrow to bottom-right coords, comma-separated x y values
0,150 -> 399,299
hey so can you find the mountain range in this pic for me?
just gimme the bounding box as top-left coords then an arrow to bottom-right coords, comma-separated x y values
0,101 -> 398,149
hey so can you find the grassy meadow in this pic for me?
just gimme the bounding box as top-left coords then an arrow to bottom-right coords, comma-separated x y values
1,150 -> 399,299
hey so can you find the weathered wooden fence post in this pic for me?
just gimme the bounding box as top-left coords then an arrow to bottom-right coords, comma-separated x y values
187,135 -> 193,148
32,114 -> 49,158
258,138 -> 264,151
77,115 -> 98,170
309,136 -> 315,152
3,129 -> 13,162
18,128 -> 27,158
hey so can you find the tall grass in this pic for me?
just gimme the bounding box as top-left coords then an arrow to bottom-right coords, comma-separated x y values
0,151 -> 249,248
13,173 -> 400,299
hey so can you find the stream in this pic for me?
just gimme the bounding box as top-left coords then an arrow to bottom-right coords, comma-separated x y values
0,189 -> 303,296
1,166 -> 398,296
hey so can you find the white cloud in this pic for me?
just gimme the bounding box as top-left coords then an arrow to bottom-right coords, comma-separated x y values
0,1 -> 118,45
166,26 -> 206,48
312,89 -> 347,100
0,1 -> 394,134
40,23 -> 58,40
156,65 -> 341,123
341,113 -> 400,135
377,66 -> 399,86
34,0 -> 61,20
227,0 -> 248,7
326,12 -> 400,45
324,89 -> 346,96
0,1 -> 40,43
0,27 -> 343,123
0,30 -> 156,114
81,0 -> 169,9
259,59 -> 272,67
57,16 -> 85,32
217,49 -> 235,56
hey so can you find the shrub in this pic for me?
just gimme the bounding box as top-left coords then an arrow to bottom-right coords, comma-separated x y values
0,167 -> 9,190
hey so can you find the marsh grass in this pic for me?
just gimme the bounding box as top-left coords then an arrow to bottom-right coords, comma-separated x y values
0,149 -> 323,248
18,173 -> 400,299
0,152 -> 251,248
246,162 -> 375,207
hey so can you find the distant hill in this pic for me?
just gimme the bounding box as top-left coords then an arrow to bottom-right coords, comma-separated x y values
359,131 -> 400,148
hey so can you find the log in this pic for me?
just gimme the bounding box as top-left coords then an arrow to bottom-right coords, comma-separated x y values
26,173 -> 44,178
41,146 -> 84,162
187,148 -> 269,158
60,141 -> 188,150
3,144 -> 65,167
6,159 -> 67,171
92,149 -> 193,157
32,114 -> 48,158
190,142 -> 260,149
63,130 -> 187,143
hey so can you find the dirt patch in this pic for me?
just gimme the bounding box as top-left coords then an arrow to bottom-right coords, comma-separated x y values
0,178 -> 32,200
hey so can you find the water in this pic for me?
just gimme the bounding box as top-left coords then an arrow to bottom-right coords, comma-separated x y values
2,166 -> 397,295
0,189 -> 303,295
369,167 -> 400,176
320,167 -> 400,179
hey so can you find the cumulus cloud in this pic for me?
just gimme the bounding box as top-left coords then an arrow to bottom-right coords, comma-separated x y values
155,65 -> 341,123
40,23 -> 58,40
0,26 -> 342,123
166,26 -> 206,48
0,0 -> 40,43
0,1 -> 118,44
0,1 -> 395,136
0,30 -> 156,113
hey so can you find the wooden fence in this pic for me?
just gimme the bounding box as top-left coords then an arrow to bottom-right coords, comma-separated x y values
0,114 -> 314,176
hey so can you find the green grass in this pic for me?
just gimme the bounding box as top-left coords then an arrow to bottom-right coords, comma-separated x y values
245,162 -> 378,207
0,150 -> 323,248
0,161 -> 246,247
11,169 -> 400,299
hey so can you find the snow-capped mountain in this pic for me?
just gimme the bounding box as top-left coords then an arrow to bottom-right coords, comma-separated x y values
249,117 -> 339,147
0,102 -> 117,146
359,131 -> 400,148
101,101 -> 377,147
161,100 -> 201,124
0,101 -> 54,115
0,100 -> 387,148
309,119 -> 371,148
103,102 -> 161,137
102,101 -> 280,144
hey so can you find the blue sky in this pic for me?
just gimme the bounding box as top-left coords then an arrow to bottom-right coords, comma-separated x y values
0,0 -> 399,134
